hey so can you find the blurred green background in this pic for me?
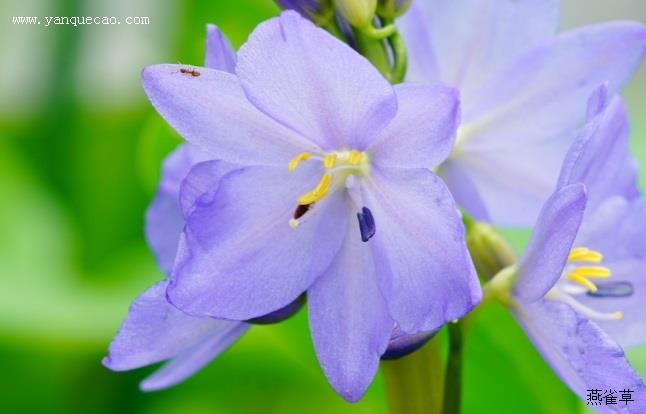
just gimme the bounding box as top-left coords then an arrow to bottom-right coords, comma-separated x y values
0,1 -> 644,413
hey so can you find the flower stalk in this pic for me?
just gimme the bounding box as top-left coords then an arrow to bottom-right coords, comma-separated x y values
382,335 -> 444,414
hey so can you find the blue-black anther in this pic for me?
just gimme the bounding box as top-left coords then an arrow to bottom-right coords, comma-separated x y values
356,206 -> 376,242
587,281 -> 634,298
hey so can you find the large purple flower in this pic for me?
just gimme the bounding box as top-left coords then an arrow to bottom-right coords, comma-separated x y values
506,86 -> 646,411
142,11 -> 480,401
104,25 -> 248,392
399,0 -> 646,226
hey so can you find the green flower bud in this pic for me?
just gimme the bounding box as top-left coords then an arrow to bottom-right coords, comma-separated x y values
333,0 -> 377,28
377,0 -> 412,18
465,220 -> 517,281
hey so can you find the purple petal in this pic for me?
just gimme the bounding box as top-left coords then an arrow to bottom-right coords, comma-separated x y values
141,322 -> 248,391
168,163 -> 348,320
368,83 -> 460,169
449,21 -> 646,226
363,167 -> 481,334
557,94 -> 639,212
142,64 -> 318,166
235,11 -> 397,150
585,83 -> 610,121
204,24 -> 237,72
399,0 -> 559,97
381,326 -> 436,360
515,300 -> 646,412
145,145 -> 210,273
308,219 -> 393,402
178,160 -> 239,219
514,184 -> 587,303
103,280 -> 247,372
576,197 -> 646,348
396,2 -> 439,83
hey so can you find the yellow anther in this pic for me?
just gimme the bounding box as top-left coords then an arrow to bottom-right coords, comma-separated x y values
568,274 -> 598,292
568,247 -> 603,263
349,150 -> 363,165
297,173 -> 331,205
288,152 -> 311,171
570,266 -> 611,278
289,218 -> 300,229
323,153 -> 337,169
612,311 -> 623,320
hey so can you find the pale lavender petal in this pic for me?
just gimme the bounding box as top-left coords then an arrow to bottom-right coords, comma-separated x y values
396,2 -> 439,83
557,94 -> 639,211
168,163 -> 348,320
236,11 -> 397,150
145,144 -> 210,274
576,197 -> 646,348
465,21 -> 646,123
103,280 -> 247,372
308,217 -> 393,402
142,65 -> 318,166
204,24 -> 237,72
515,300 -> 646,413
363,167 -> 480,334
514,184 -> 587,303
450,21 -> 646,226
140,322 -> 248,391
178,160 -> 239,219
368,83 -> 460,169
399,0 -> 559,98
585,83 -> 610,121
438,159 -> 490,220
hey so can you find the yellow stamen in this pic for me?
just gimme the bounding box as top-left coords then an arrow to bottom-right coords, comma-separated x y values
568,274 -> 598,292
570,266 -> 611,278
568,247 -> 603,263
289,218 -> 300,228
288,152 -> 311,171
297,173 -> 331,205
323,153 -> 337,169
613,311 -> 623,320
349,150 -> 363,164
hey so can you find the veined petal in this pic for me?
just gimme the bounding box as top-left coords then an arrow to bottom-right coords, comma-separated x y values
465,21 -> 646,123
399,0 -> 559,97
204,24 -> 237,72
363,167 -> 480,334
449,21 -> 646,226
103,280 -> 248,372
557,93 -> 639,212
179,160 -> 239,219
514,184 -> 587,303
142,64 -> 318,166
140,322 -> 248,391
236,11 -> 397,150
515,300 -> 646,412
396,2 -> 439,83
576,197 -> 646,348
145,144 -> 210,273
308,217 -> 392,402
369,83 -> 460,169
168,163 -> 348,320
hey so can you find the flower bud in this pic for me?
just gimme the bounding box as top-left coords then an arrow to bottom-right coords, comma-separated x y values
466,221 -> 517,281
333,0 -> 377,28
275,0 -> 332,24
377,0 -> 412,18
247,294 -> 306,324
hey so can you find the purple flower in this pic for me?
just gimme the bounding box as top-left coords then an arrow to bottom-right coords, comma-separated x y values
142,11 -> 480,401
506,86 -> 646,409
275,0 -> 329,20
105,24 -> 267,391
399,0 -> 646,226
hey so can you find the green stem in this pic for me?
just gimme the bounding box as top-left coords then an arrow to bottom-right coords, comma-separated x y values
442,323 -> 464,414
360,23 -> 396,39
382,17 -> 407,83
354,28 -> 391,79
382,336 -> 444,414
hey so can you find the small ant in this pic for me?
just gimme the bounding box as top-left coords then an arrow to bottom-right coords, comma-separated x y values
180,67 -> 200,77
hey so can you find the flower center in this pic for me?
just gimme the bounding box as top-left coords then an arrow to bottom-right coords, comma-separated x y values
287,149 -> 375,241
545,247 -> 629,321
